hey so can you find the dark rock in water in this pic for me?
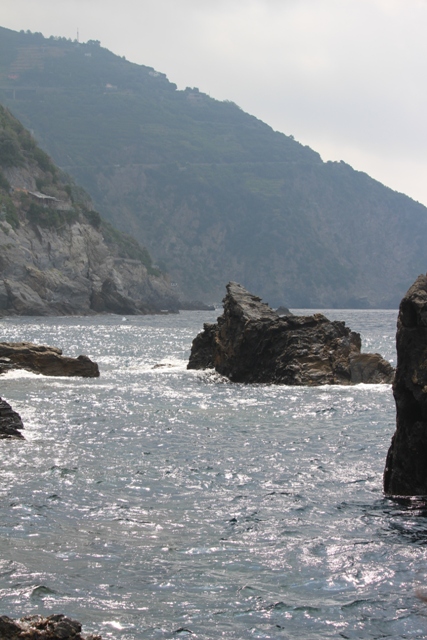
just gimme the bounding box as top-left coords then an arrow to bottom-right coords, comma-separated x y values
384,274 -> 427,496
0,397 -> 24,439
0,614 -> 102,639
276,305 -> 293,316
349,353 -> 396,384
188,282 -> 394,385
0,344 -> 99,442
0,342 -> 99,377
187,322 -> 217,370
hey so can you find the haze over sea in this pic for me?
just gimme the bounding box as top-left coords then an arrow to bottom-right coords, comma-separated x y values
0,309 -> 426,639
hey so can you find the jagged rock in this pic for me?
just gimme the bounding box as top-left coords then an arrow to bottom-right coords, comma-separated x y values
349,353 -> 396,384
384,274 -> 427,495
187,322 -> 218,370
0,342 -> 99,377
188,282 -> 394,385
0,614 -> 102,639
0,397 -> 24,439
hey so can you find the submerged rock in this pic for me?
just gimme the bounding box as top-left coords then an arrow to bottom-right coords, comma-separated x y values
0,397 -> 24,439
188,282 -> 394,385
384,274 -> 427,495
0,342 -> 99,377
0,614 -> 102,639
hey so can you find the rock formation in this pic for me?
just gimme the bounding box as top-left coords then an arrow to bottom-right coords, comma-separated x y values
0,104 -> 179,317
188,282 -> 394,385
384,274 -> 427,495
0,397 -> 24,439
0,614 -> 102,639
0,206 -> 179,316
0,342 -> 99,377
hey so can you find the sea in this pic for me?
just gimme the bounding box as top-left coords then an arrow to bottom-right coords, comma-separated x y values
0,309 -> 427,640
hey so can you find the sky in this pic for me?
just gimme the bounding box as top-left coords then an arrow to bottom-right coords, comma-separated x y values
2,0 -> 427,206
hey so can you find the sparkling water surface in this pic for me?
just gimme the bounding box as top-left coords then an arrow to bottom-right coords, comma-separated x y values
0,309 -> 426,639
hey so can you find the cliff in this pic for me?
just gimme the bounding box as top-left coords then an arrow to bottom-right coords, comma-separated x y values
0,104 -> 179,315
188,282 -> 394,385
384,274 -> 427,495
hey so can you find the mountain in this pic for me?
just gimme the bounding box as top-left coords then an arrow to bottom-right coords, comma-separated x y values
0,103 -> 178,315
0,26 -> 426,308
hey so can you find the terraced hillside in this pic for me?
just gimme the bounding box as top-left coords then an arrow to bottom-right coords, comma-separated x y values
1,26 -> 426,307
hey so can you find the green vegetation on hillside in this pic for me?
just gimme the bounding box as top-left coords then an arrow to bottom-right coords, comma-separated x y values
0,101 -> 160,274
0,103 -> 56,172
1,26 -> 427,306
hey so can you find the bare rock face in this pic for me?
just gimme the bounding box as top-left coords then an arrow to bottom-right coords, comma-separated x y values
0,217 -> 180,316
0,614 -> 102,639
0,397 -> 24,439
0,342 -> 99,377
0,159 -> 179,317
188,282 -> 394,385
384,274 -> 427,495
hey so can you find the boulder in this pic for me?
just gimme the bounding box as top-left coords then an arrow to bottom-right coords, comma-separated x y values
188,282 -> 394,385
0,342 -> 99,377
0,397 -> 24,439
384,274 -> 427,495
0,614 -> 102,639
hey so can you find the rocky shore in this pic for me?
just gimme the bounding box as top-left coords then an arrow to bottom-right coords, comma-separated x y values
188,282 -> 394,385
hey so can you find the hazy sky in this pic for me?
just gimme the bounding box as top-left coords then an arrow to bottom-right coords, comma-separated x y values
3,0 -> 427,206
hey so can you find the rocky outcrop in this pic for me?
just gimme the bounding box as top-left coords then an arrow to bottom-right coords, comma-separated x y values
384,274 -> 427,495
0,103 -> 179,317
0,212 -> 179,316
0,614 -> 102,639
0,342 -> 99,377
188,282 -> 394,385
0,397 -> 24,439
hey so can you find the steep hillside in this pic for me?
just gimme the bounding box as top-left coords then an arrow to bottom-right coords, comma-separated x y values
1,26 -> 426,307
0,104 -> 178,315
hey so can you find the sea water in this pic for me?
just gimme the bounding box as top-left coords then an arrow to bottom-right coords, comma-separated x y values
0,309 -> 426,639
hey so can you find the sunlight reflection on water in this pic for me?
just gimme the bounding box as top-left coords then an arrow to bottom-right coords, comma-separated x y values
0,310 -> 426,639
